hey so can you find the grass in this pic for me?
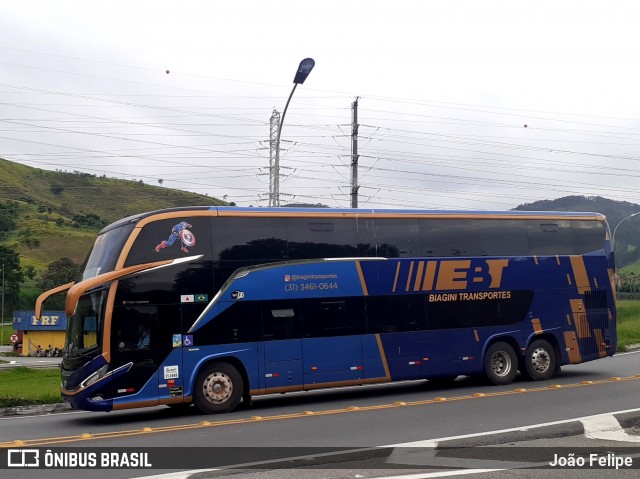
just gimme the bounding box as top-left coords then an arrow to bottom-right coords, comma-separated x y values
620,262 -> 640,276
0,367 -> 61,408
617,300 -> 640,351
0,323 -> 15,347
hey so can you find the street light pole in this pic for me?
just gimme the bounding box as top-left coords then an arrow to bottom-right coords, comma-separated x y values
612,212 -> 640,295
612,212 -> 640,251
270,58 -> 315,207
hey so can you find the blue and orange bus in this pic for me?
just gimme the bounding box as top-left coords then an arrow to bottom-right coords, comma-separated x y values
36,207 -> 617,413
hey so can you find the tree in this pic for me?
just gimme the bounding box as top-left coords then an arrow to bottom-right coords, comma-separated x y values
0,245 -> 25,314
37,257 -> 80,310
38,257 -> 80,290
0,201 -> 17,236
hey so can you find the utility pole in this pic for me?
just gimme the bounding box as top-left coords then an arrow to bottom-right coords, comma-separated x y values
350,97 -> 360,208
268,109 -> 281,207
1,264 -> 4,348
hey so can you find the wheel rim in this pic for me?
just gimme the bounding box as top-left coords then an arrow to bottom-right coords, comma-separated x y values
530,347 -> 551,373
491,350 -> 512,377
202,371 -> 233,404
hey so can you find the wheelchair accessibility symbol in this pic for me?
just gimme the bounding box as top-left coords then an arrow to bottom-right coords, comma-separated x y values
182,335 -> 194,347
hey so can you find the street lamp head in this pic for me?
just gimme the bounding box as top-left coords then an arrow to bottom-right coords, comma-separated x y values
293,58 -> 315,84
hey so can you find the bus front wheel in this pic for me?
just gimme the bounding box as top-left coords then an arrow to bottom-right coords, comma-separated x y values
484,341 -> 517,385
522,339 -> 557,381
194,362 -> 243,414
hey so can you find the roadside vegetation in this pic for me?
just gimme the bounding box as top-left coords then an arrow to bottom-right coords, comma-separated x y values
0,367 -> 61,408
617,300 -> 640,351
0,323 -> 14,347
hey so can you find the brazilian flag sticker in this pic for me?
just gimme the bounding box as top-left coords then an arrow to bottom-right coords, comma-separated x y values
195,294 -> 209,303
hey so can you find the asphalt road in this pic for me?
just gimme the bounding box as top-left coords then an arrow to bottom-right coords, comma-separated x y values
0,355 -> 62,369
1,351 -> 639,479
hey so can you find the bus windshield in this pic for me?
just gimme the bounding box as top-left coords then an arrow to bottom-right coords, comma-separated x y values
65,288 -> 108,359
81,223 -> 135,280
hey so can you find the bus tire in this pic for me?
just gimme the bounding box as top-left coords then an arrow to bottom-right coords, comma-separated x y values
484,341 -> 517,385
523,339 -> 556,381
193,362 -> 243,414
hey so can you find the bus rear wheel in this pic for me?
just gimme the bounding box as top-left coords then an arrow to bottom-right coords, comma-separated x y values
522,339 -> 557,381
484,341 -> 517,385
194,362 -> 243,414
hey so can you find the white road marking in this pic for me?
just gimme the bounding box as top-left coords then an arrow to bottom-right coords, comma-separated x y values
613,349 -> 640,356
367,471 -> 503,479
581,414 -> 640,442
132,470 -> 220,479
387,406 -> 640,448
0,410 -> 86,421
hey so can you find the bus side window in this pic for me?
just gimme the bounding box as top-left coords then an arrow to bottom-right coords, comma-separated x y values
212,217 -> 288,262
212,217 -> 288,291
198,302 -> 262,344
571,220 -> 606,254
420,219 -> 482,257
287,218 -> 357,260
262,300 -> 301,341
366,294 -> 426,333
527,221 -> 573,255
111,305 -> 159,354
477,220 -> 529,256
301,298 -> 365,338
357,219 -> 420,258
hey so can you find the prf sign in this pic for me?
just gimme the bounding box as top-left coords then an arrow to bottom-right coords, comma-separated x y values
31,315 -> 60,326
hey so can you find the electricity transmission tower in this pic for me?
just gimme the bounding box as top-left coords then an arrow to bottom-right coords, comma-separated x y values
268,109 -> 281,207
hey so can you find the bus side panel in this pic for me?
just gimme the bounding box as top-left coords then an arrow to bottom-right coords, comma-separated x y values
378,332 -> 423,381
263,339 -> 303,392
112,348 -> 185,409
302,336 -> 363,386
157,348 -> 185,402
421,329 -> 482,378
361,334 -> 391,383
112,370 -> 160,409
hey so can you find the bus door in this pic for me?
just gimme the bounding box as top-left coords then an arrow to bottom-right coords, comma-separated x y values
109,304 -> 178,404
301,298 -> 365,387
261,301 -> 304,392
156,303 -> 192,403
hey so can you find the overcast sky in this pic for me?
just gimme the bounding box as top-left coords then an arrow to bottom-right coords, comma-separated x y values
1,0 -> 640,211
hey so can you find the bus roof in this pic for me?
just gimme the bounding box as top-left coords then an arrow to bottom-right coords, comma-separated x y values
99,206 -> 606,234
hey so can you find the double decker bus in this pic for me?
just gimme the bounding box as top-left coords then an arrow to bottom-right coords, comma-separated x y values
36,207 -> 617,414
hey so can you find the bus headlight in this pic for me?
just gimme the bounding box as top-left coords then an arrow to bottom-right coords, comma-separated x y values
80,364 -> 109,389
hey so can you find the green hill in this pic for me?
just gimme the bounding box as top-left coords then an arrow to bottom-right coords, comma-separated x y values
0,158 -> 226,308
515,195 -> 640,294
